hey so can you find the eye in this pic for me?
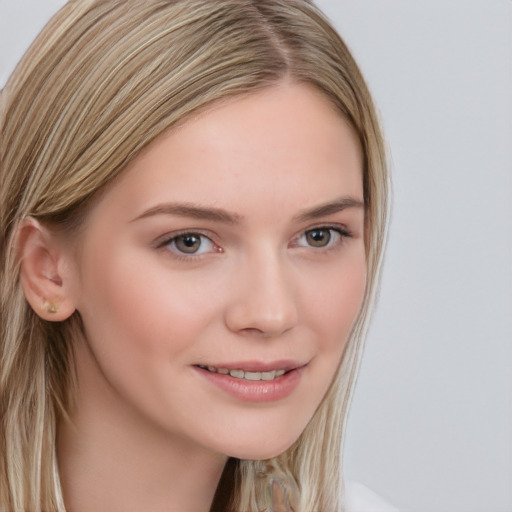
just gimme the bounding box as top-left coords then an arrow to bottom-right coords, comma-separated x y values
295,226 -> 349,249
161,232 -> 218,256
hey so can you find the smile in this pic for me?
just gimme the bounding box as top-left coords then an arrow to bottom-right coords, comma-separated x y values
194,363 -> 304,402
197,365 -> 286,381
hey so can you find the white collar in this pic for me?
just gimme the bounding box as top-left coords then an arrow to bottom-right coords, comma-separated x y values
345,481 -> 400,512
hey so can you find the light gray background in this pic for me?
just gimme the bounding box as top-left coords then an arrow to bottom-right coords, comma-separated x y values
1,1 -> 511,511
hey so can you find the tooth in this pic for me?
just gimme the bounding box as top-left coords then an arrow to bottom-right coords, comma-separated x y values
230,369 -> 245,379
207,366 -> 217,372
217,368 -> 229,374
275,370 -> 285,377
261,371 -> 276,381
244,371 -> 262,381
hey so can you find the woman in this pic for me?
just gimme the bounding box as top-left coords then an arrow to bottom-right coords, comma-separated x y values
0,1 -> 394,511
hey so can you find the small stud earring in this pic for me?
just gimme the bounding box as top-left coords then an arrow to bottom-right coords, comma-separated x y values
44,301 -> 58,314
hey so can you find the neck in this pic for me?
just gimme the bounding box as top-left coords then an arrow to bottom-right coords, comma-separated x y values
57,342 -> 227,512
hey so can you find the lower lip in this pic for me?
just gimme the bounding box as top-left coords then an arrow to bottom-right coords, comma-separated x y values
194,366 -> 303,403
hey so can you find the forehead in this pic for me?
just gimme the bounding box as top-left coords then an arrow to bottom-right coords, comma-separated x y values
89,82 -> 364,224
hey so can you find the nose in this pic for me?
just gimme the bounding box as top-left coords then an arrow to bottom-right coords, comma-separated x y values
224,252 -> 299,338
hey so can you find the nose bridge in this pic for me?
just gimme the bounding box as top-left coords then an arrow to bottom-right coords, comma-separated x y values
225,246 -> 299,337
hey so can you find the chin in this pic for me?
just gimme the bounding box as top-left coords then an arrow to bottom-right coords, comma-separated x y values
218,427 -> 304,461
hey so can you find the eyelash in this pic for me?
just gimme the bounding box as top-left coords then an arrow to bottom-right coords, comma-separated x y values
155,230 -> 221,261
292,225 -> 352,251
155,225 -> 352,260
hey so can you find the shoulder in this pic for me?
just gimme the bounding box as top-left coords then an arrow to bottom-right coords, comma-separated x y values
345,481 -> 400,512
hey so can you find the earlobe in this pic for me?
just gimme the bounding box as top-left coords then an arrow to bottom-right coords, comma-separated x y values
16,218 -> 76,322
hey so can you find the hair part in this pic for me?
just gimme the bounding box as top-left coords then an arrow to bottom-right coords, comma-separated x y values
0,1 -> 389,511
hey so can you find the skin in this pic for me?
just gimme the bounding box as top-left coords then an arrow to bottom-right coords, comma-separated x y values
46,82 -> 367,512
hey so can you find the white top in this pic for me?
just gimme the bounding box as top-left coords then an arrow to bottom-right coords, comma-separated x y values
345,481 -> 400,512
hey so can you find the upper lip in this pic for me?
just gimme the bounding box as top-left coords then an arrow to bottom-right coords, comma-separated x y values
195,360 -> 306,372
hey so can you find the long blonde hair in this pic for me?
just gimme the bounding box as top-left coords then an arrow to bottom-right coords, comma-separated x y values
0,1 -> 388,510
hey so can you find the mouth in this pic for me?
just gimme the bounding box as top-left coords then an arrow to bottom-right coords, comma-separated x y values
194,362 -> 305,403
196,364 -> 288,382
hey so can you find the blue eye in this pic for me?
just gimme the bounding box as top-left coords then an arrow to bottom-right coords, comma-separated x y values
164,232 -> 216,255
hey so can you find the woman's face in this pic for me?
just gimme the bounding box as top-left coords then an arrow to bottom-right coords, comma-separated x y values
65,83 -> 366,460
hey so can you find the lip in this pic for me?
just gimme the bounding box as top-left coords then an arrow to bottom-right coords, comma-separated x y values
197,359 -> 302,373
193,360 -> 306,403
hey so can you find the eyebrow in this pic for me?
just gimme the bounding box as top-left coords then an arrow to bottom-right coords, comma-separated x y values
131,196 -> 364,224
293,197 -> 365,222
131,203 -> 241,224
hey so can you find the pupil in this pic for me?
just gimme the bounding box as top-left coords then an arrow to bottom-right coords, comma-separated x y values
307,229 -> 330,247
183,236 -> 197,247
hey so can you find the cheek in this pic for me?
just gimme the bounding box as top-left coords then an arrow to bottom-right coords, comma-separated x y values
291,250 -> 366,415
306,253 -> 367,351
73,248 -> 224,424
76,247 -> 218,361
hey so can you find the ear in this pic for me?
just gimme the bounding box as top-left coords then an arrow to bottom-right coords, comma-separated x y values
16,217 -> 76,322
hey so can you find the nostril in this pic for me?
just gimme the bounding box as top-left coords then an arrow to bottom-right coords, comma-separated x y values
241,328 -> 274,338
